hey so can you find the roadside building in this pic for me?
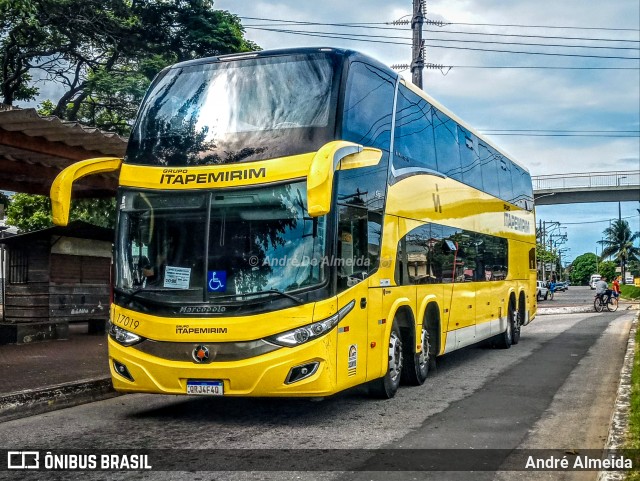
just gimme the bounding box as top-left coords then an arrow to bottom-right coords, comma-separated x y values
0,221 -> 113,344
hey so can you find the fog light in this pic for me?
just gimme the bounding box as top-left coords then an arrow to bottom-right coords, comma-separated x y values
285,362 -> 320,384
113,360 -> 134,381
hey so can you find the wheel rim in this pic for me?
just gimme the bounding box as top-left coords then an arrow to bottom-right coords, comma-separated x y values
388,331 -> 403,382
595,298 -> 603,312
512,309 -> 520,336
506,316 -> 512,340
417,327 -> 429,372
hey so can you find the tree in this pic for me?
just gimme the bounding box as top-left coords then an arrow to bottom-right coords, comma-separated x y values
569,253 -> 598,286
1,0 -> 258,134
6,193 -> 115,232
598,260 -> 617,283
598,219 -> 640,284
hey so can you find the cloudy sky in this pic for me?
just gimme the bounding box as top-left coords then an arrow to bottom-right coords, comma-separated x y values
214,0 -> 640,266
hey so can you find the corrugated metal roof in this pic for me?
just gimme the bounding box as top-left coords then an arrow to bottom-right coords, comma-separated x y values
0,104 -> 127,156
0,220 -> 113,245
0,104 -> 127,196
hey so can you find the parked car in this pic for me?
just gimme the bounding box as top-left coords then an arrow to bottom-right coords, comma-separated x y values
589,274 -> 601,290
555,281 -> 568,292
536,281 -> 549,301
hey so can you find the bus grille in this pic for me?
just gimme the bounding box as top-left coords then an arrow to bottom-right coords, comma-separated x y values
132,339 -> 281,363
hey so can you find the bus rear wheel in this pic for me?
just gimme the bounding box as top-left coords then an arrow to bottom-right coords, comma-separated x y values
511,301 -> 521,345
494,307 -> 514,349
369,320 -> 403,399
401,323 -> 431,386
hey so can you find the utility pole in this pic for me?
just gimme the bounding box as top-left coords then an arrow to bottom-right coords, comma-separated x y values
411,0 -> 425,89
540,221 -> 547,282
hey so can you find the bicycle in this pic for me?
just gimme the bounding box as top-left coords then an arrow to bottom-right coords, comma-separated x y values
594,293 -> 618,312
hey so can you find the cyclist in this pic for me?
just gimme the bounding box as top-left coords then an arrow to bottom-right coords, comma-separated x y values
595,276 -> 612,303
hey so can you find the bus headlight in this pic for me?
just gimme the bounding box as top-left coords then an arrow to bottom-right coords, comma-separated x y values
265,300 -> 355,347
108,322 -> 144,346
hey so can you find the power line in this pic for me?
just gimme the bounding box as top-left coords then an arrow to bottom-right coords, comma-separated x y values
240,17 -> 640,43
484,133 -> 640,137
444,21 -> 640,32
443,65 -> 639,69
556,214 -> 639,225
245,26 -> 640,59
243,25 -> 640,50
482,129 -> 640,133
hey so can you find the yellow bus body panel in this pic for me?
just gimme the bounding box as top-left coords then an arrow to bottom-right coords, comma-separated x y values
107,150 -> 536,397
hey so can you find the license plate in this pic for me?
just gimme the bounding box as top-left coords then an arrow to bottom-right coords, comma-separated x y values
186,380 -> 224,396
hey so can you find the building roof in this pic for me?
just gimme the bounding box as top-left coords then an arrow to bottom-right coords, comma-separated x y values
0,220 -> 114,245
0,104 -> 126,197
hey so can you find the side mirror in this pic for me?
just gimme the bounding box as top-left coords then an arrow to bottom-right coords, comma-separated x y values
50,157 -> 122,226
307,141 -> 382,217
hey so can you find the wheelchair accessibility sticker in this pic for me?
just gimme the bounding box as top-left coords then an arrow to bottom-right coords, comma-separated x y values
208,271 -> 227,292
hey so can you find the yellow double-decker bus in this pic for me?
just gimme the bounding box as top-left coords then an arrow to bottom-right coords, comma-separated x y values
51,48 -> 536,399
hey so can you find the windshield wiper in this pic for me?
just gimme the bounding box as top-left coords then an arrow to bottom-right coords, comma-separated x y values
216,289 -> 304,305
113,286 -> 186,304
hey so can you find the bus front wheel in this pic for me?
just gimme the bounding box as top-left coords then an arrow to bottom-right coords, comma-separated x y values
369,320 -> 403,399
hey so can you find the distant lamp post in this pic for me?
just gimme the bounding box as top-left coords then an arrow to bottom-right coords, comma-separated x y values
617,176 -> 627,222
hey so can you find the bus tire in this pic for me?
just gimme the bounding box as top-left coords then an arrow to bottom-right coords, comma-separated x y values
494,309 -> 513,349
510,298 -> 520,345
369,320 -> 403,399
401,322 -> 430,386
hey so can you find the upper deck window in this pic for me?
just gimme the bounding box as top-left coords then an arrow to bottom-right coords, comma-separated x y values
126,53 -> 340,166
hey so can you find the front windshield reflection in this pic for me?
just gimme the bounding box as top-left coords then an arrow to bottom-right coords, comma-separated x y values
116,182 -> 327,304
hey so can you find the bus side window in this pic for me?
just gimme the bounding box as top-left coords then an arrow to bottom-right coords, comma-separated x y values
433,109 -> 462,181
339,61 -> 394,213
393,84 -> 437,173
459,127 -> 482,192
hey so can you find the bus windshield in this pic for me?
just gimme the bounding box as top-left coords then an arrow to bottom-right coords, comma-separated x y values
115,182 -> 327,303
126,53 -> 340,166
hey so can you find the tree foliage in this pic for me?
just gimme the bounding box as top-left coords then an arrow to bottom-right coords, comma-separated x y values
569,253 -> 598,286
599,219 -> 640,284
1,0 -> 258,134
6,193 -> 115,232
599,260 -> 617,283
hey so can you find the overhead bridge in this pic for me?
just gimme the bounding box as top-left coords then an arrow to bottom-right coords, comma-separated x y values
533,171 -> 640,205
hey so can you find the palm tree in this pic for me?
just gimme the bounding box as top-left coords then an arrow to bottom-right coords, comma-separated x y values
599,219 -> 640,284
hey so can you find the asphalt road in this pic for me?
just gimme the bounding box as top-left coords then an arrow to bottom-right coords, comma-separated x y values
0,292 -> 636,481
537,284 -> 601,308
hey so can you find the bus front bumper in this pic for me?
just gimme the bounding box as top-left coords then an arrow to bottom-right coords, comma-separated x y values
108,336 -> 337,397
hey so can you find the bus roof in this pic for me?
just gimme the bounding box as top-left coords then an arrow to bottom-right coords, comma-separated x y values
170,47 -> 530,174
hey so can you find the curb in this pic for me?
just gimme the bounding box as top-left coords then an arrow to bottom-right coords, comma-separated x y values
0,377 -> 119,423
537,305 -> 597,315
537,302 -> 640,316
597,311 -> 638,481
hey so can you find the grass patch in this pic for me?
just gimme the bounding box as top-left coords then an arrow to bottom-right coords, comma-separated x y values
621,285 -> 640,301
626,319 -> 640,480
